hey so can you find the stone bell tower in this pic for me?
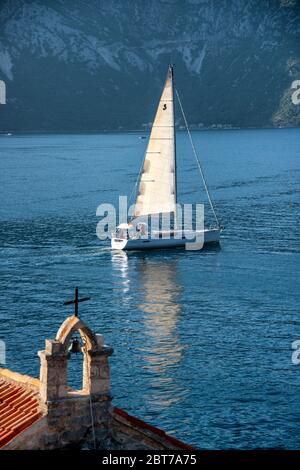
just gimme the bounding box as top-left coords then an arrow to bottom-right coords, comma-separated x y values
37,288 -> 113,449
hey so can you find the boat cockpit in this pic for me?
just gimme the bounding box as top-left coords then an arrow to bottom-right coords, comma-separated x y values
115,222 -> 147,240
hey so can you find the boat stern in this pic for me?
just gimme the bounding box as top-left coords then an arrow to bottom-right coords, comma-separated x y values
111,237 -> 128,250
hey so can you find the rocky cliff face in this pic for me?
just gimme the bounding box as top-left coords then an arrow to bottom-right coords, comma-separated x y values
0,0 -> 299,131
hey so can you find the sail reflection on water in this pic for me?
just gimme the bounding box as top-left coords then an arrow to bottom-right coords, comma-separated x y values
137,258 -> 183,374
111,251 -> 185,408
111,250 -> 130,296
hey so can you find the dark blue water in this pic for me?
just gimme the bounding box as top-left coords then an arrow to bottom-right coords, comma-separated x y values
0,129 -> 299,449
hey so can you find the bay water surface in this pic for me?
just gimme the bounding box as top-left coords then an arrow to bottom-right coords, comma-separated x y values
0,128 -> 299,448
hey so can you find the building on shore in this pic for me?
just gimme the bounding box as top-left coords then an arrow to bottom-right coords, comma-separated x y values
0,307 -> 194,450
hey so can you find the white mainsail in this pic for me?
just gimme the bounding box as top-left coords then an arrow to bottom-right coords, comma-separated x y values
134,66 -> 176,218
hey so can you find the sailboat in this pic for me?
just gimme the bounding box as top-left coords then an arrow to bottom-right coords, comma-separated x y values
111,65 -> 222,251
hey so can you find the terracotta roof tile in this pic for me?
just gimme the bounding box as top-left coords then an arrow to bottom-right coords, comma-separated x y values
113,407 -> 197,451
0,377 -> 42,448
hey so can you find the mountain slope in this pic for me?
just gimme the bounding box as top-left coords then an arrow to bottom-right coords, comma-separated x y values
0,0 -> 299,131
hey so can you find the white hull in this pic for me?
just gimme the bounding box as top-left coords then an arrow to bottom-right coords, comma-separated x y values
111,228 -> 220,251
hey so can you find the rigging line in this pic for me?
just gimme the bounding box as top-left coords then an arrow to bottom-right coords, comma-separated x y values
83,342 -> 97,450
175,88 -> 220,228
88,384 -> 97,450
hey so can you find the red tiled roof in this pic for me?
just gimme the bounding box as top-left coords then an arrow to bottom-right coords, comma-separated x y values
113,407 -> 197,451
0,377 -> 42,448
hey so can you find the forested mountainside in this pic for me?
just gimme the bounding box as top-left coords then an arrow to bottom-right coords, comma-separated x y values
0,0 -> 299,131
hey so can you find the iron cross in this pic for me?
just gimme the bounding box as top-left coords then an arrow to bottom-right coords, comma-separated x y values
63,287 -> 90,317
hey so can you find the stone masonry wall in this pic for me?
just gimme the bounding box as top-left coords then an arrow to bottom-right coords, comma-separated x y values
40,394 -> 112,449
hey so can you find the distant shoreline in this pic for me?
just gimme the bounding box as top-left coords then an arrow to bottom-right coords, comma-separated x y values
0,126 -> 299,135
